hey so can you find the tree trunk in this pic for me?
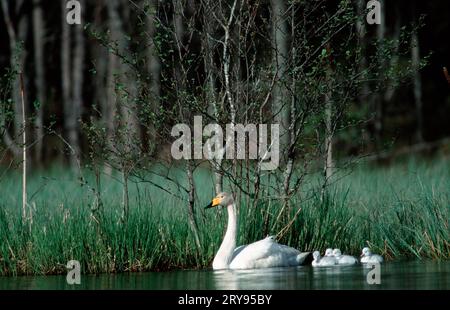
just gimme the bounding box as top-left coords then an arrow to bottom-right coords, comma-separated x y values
202,1 -> 223,194
270,0 -> 290,161
324,87 -> 333,181
121,4 -> 140,154
14,0 -> 27,143
222,0 -> 237,126
411,29 -> 424,143
172,1 -> 202,249
374,0 -> 386,150
355,0 -> 372,148
20,74 -> 27,222
92,1 -> 108,151
0,0 -> 19,155
104,0 -> 120,175
146,0 -> 161,149
32,0 -> 45,164
108,0 -> 140,156
281,4 -> 297,217
71,0 -> 85,166
323,45 -> 334,190
0,0 -> 26,156
186,160 -> 201,251
121,168 -> 129,224
61,0 -> 84,169
173,0 -> 185,90
61,1 -> 75,167
384,12 -> 401,104
202,1 -> 219,118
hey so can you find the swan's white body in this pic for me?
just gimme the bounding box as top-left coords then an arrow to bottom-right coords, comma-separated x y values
209,194 -> 309,270
325,248 -> 333,257
360,247 -> 383,264
312,251 -> 337,267
227,235 -> 308,270
333,249 -> 358,265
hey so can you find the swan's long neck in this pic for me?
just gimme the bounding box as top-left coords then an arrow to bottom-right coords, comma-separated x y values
212,203 -> 237,269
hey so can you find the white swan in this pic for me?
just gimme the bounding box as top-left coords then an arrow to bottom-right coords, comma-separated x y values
312,250 -> 337,267
205,192 -> 309,270
360,247 -> 384,264
325,248 -> 334,257
332,248 -> 358,265
311,251 -> 321,267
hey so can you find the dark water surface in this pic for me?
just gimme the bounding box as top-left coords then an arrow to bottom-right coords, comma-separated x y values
1,261 -> 449,290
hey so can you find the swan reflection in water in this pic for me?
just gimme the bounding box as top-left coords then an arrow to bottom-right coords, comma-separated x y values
0,261 -> 448,289
211,264 -> 365,290
212,267 -> 309,290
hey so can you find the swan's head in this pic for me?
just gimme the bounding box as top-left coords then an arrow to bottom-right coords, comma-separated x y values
332,248 -> 342,257
361,247 -> 371,257
312,251 -> 321,261
325,248 -> 333,257
205,192 -> 234,209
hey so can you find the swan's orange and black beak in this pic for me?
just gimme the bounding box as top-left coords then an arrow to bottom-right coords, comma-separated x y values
205,197 -> 221,209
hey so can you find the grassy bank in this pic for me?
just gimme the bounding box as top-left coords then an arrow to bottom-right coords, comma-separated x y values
0,159 -> 449,276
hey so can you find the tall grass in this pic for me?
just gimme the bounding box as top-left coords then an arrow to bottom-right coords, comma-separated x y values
0,159 -> 449,276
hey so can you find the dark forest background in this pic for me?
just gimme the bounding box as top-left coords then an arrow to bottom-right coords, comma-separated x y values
0,0 -> 449,169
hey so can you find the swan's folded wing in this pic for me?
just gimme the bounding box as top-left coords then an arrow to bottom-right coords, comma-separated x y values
296,251 -> 311,265
231,244 -> 247,260
229,238 -> 274,269
229,237 -> 306,269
